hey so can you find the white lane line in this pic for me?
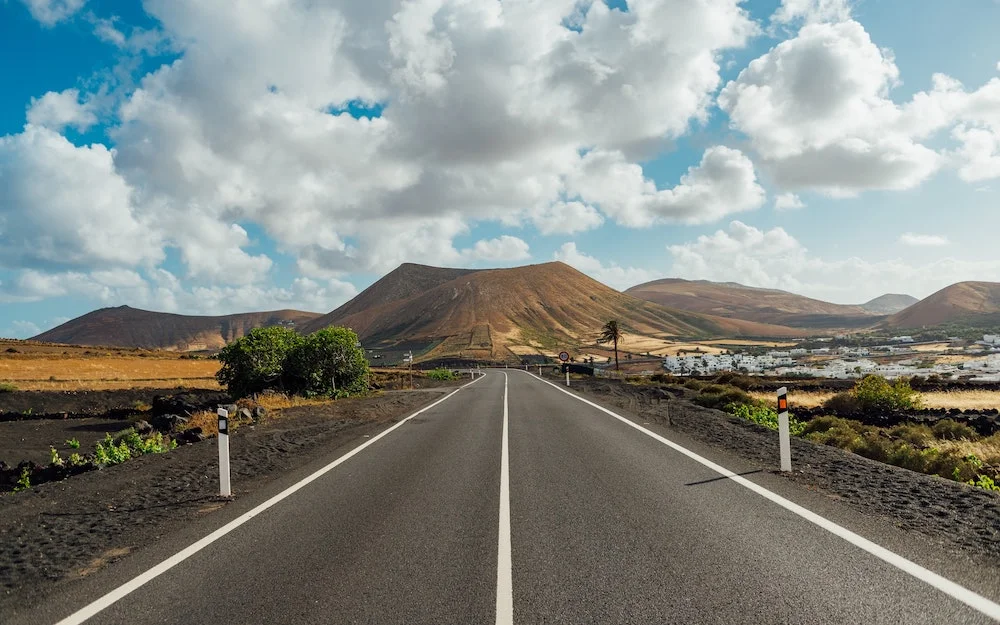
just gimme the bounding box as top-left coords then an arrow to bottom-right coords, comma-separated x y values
54,374 -> 487,625
522,371 -> 1000,622
496,372 -> 514,625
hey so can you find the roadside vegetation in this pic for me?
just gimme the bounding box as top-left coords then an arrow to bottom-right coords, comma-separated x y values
427,368 -> 458,381
10,428 -> 177,494
216,326 -> 369,399
661,373 -> 1000,493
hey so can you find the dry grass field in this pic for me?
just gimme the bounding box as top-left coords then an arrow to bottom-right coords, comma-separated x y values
750,389 -> 1000,411
0,341 -> 221,391
698,339 -> 798,348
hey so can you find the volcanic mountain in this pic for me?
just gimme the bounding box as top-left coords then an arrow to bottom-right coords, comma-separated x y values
32,306 -> 321,351
302,262 -> 805,360
860,293 -> 918,315
881,282 -> 1000,329
624,278 -> 884,329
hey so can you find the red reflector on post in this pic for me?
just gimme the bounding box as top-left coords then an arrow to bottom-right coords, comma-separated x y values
778,398 -> 787,411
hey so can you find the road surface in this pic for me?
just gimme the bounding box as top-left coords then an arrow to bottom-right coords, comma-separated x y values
18,371 -> 1000,624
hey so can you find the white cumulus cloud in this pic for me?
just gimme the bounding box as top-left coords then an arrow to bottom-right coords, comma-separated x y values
553,242 -> 657,291
772,0 -> 853,25
26,89 -> 97,132
774,193 -> 805,211
567,146 -> 766,227
899,233 -> 950,247
19,0 -> 86,26
462,236 -> 531,263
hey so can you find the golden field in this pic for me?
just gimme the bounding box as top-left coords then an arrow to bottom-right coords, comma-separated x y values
0,346 -> 221,391
750,390 -> 1000,411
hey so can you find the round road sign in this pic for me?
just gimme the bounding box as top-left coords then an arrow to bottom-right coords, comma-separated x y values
558,351 -> 570,362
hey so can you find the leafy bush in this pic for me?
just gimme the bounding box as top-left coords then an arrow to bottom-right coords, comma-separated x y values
851,432 -> 892,463
727,402 -> 806,436
931,419 -> 979,441
285,327 -> 369,397
851,375 -> 923,414
683,379 -> 705,391
66,438 -> 81,449
13,467 -> 31,492
427,368 -> 458,381
216,326 -> 304,398
0,382 -> 17,393
888,423 -> 934,446
823,392 -> 861,416
968,475 -> 1000,492
713,372 -> 756,390
694,387 -> 753,410
93,430 -> 176,467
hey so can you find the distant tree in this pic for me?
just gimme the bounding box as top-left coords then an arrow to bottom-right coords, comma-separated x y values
598,320 -> 624,371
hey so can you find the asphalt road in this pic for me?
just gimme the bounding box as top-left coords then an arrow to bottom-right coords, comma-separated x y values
21,370 -> 1000,624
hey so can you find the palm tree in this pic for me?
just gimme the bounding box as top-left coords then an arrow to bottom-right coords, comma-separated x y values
597,320 -> 624,371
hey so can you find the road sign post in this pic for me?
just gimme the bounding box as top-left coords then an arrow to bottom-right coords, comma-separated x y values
777,386 -> 791,472
559,351 -> 570,386
218,408 -> 232,497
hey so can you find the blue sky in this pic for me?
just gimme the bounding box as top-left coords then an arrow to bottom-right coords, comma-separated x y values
2,0 -> 999,338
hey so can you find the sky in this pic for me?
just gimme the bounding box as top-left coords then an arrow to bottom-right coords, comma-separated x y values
1,0 -> 999,338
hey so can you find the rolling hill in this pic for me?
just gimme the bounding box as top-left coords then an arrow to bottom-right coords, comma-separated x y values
624,278 -> 881,329
881,282 -> 1000,329
303,262 -> 806,361
32,306 -> 322,351
860,294 -> 918,315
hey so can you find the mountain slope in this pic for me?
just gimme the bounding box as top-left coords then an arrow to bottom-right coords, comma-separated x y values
305,262 -> 806,359
321,263 -> 480,321
625,278 -> 876,329
882,282 -> 1000,329
860,294 -> 918,315
33,306 -> 321,351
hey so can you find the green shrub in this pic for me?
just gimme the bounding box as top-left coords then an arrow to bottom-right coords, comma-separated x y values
49,447 -> 63,467
852,432 -> 892,463
713,372 -> 755,390
699,383 -> 729,395
888,423 -> 934,446
285,327 -> 369,397
13,467 -> 31,492
216,327 -> 304,398
931,419 -> 979,441
851,375 -> 922,414
66,438 -> 81,449
968,475 -> 1000,492
806,424 -> 862,450
427,368 -> 458,381
726,402 -> 806,436
683,379 -> 706,391
695,387 -> 753,410
823,392 -> 861,416
0,382 -> 17,393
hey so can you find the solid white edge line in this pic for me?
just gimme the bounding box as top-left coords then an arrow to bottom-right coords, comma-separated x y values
521,370 -> 1000,622
496,373 -> 514,625
53,374 -> 487,625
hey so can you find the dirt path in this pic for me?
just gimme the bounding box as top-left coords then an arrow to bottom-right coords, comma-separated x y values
0,386 -> 460,615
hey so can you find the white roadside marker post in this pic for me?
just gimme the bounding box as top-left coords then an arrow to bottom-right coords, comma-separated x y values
777,386 -> 791,472
565,365 -> 570,387
538,365 -> 542,376
218,408 -> 232,497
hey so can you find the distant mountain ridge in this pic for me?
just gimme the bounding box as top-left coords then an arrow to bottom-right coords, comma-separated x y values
625,278 -> 882,329
881,282 -> 1000,329
32,306 -> 321,351
860,294 -> 918,315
